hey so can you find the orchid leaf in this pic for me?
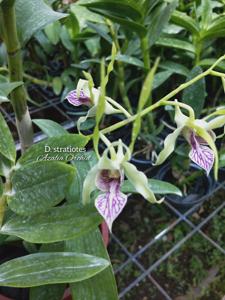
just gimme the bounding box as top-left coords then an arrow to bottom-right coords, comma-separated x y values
155,37 -> 195,53
171,10 -> 199,35
66,228 -> 118,300
33,119 -> 68,137
148,1 -> 177,46
182,66 -> 206,118
122,178 -> 182,196
18,134 -> 89,165
200,0 -> 212,30
0,252 -> 109,287
15,0 -> 68,45
8,161 -> 75,215
1,204 -> 102,243
130,58 -> 159,151
0,111 -> 16,162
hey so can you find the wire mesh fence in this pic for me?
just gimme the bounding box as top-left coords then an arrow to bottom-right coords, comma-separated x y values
2,87 -> 225,300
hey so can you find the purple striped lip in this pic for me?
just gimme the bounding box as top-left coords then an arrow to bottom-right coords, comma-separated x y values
189,132 -> 214,175
66,89 -> 91,106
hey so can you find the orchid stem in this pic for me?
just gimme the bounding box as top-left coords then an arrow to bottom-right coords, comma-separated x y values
1,1 -> 33,152
101,54 -> 225,135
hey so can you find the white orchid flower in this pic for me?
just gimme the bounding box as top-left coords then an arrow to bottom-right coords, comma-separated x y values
82,140 -> 162,231
155,101 -> 225,178
66,79 -> 120,130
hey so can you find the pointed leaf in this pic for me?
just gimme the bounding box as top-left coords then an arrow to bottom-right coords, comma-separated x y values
15,0 -> 68,45
1,204 -> 102,243
0,81 -> 23,96
18,134 -> 89,165
0,252 -> 109,287
122,178 -> 182,196
182,66 -> 206,118
33,119 -> 68,137
171,10 -> 199,35
155,37 -> 195,53
0,111 -> 16,162
66,229 -> 118,300
8,161 -> 75,215
148,1 -> 177,46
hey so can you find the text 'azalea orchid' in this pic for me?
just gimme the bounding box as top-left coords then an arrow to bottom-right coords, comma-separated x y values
82,140 -> 163,231
66,79 -> 120,130
155,101 -> 225,178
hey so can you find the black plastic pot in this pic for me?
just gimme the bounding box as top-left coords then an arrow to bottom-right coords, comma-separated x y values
156,163 -> 215,211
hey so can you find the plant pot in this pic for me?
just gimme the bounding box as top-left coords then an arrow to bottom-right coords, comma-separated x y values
156,163 -> 215,211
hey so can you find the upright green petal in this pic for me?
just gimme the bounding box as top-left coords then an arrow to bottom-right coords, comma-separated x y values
76,79 -> 90,98
82,165 -> 99,205
123,162 -> 163,204
174,103 -> 189,127
154,127 -> 184,165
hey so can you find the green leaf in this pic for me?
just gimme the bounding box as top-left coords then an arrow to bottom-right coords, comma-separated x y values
66,229 -> 118,300
81,0 -> 142,21
71,4 -> 104,29
155,37 -> 195,53
171,10 -> 199,35
121,179 -> 182,196
159,61 -> 189,77
0,252 -> 109,287
8,161 -> 75,215
18,134 -> 89,165
0,81 -> 24,96
148,1 -> 177,46
153,70 -> 173,90
1,204 -> 102,243
0,111 -> 16,162
203,14 -> 225,39
113,54 -> 144,68
33,119 -> 68,137
65,12 -> 80,40
84,6 -> 147,37
15,0 -> 68,45
30,284 -> 65,300
200,0 -> 212,30
44,21 -> 61,45
130,58 -> 159,151
182,66 -> 206,118
52,77 -> 63,95
0,153 -> 14,177
30,243 -> 66,300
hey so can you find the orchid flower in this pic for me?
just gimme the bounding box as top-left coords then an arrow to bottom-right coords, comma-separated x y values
66,79 -> 121,130
155,101 -> 225,178
82,140 -> 162,231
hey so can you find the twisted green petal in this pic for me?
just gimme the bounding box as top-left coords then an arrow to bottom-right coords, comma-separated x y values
154,126 -> 184,165
123,162 -> 163,203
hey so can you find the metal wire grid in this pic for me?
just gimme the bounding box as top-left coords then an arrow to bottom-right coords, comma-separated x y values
1,87 -> 224,299
112,181 -> 225,299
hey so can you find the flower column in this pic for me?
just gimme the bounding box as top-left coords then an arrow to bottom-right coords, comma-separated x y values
1,0 -> 33,152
